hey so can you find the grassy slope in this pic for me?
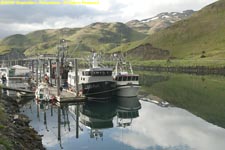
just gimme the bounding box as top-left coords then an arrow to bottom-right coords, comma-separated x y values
0,22 -> 147,57
139,71 -> 225,128
148,0 -> 225,59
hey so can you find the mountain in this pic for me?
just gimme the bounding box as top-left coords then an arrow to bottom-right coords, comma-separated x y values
112,0 -> 225,60
148,0 -> 225,59
126,10 -> 195,34
0,22 -> 147,57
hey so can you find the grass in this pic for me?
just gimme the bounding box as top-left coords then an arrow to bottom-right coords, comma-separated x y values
22,22 -> 147,56
138,71 -> 225,128
0,22 -> 147,57
0,137 -> 13,150
147,0 -> 225,59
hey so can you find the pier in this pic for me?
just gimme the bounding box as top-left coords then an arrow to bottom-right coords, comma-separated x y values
0,54 -> 86,103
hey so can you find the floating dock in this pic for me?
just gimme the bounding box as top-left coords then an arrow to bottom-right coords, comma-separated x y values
48,86 -> 86,103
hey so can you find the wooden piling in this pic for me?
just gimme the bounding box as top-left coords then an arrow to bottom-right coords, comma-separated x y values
36,59 -> 39,86
49,59 -> 53,86
56,57 -> 60,96
43,59 -> 46,75
31,60 -> 34,74
39,59 -> 42,82
58,107 -> 61,141
76,105 -> 79,138
75,59 -> 79,96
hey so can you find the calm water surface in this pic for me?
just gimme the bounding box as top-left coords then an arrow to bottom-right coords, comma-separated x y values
20,72 -> 225,150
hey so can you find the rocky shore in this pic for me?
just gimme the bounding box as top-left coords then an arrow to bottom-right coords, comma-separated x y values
0,94 -> 45,150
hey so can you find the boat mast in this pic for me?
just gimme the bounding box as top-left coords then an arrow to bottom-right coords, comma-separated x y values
129,62 -> 133,75
91,53 -> 99,68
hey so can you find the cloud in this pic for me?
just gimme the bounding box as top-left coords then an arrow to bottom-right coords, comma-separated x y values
112,101 -> 225,150
0,0 -> 217,38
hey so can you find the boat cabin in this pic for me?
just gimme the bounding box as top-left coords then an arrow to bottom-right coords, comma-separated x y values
115,75 -> 139,81
82,70 -> 112,76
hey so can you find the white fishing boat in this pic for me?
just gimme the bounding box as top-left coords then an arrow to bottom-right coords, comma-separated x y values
68,53 -> 117,100
113,56 -> 140,97
9,65 -> 31,77
35,82 -> 50,101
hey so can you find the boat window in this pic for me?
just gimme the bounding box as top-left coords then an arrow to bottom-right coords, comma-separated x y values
86,71 -> 113,76
118,76 -> 122,81
132,76 -> 136,81
128,76 -> 131,81
82,71 -> 91,76
136,76 -> 139,81
122,76 -> 127,81
108,71 -> 112,76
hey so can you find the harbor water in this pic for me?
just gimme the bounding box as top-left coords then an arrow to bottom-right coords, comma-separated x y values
20,72 -> 225,150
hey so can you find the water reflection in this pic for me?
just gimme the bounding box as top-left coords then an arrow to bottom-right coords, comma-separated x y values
113,100 -> 225,150
21,97 -> 142,149
139,71 -> 225,128
116,97 -> 141,128
78,101 -> 117,140
21,94 -> 225,150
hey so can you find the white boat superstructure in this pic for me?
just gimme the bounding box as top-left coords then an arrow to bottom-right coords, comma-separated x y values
113,57 -> 140,97
10,65 -> 31,77
68,53 -> 116,100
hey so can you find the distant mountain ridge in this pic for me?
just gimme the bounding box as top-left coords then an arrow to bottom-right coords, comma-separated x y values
111,0 -> 225,60
126,10 -> 195,34
0,22 -> 147,58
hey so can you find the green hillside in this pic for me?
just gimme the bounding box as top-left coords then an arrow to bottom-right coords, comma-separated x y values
110,0 -> 225,60
0,22 -> 147,57
149,0 -> 225,59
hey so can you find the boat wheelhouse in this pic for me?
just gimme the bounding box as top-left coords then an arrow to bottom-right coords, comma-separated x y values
113,57 -> 141,97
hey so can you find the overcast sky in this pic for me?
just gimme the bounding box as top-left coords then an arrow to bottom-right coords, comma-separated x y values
0,0 -> 217,39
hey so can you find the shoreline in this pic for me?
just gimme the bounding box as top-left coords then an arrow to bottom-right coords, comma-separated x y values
134,65 -> 225,75
0,94 -> 45,150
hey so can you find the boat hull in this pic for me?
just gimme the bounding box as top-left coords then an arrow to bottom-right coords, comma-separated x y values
82,81 -> 117,101
116,85 -> 140,97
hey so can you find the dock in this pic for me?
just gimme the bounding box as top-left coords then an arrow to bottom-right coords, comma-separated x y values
1,85 -> 34,93
48,86 -> 86,103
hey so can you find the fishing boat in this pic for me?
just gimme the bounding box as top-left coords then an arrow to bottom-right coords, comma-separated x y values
35,82 -> 50,101
68,53 -> 117,100
113,56 -> 140,97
